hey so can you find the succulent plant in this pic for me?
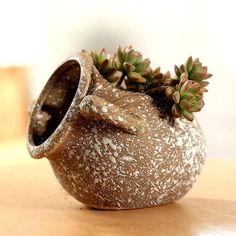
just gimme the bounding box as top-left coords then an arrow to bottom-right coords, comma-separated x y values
175,57 -> 212,86
112,46 -> 152,89
86,48 -> 118,82
165,73 -> 205,121
83,46 -> 212,123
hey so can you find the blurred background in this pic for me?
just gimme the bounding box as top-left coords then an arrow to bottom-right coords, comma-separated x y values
0,0 -> 235,166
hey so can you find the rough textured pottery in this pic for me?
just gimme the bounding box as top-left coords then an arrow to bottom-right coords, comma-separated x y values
27,52 -> 206,210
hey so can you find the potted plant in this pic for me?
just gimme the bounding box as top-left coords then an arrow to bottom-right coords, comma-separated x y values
27,46 -> 212,210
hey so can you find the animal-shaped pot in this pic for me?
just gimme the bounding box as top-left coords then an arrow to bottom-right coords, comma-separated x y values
27,52 -> 206,210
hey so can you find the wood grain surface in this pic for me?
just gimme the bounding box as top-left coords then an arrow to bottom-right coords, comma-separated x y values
0,156 -> 235,236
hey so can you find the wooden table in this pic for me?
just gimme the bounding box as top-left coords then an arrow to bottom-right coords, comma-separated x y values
0,155 -> 235,236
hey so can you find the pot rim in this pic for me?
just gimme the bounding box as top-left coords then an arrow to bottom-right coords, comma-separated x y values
27,52 -> 93,159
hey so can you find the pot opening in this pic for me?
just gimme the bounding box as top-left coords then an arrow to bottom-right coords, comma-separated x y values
32,60 -> 80,146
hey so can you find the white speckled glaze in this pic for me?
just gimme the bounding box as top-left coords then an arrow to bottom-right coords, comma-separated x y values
27,52 -> 206,210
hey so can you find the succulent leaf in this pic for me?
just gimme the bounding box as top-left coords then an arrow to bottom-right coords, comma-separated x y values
182,110 -> 194,121
165,87 -> 175,99
172,104 -> 181,118
127,72 -> 147,83
123,62 -> 135,72
174,65 -> 181,78
172,91 -> 180,103
186,56 -> 193,72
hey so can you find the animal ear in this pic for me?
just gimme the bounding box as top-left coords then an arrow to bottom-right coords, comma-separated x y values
79,95 -> 145,135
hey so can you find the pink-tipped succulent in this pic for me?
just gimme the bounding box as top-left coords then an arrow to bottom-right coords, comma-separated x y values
112,46 -> 152,89
165,73 -> 205,121
87,48 -> 117,82
175,57 -> 212,88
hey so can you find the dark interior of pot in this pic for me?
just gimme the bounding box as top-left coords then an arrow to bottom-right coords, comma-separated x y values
32,60 -> 80,146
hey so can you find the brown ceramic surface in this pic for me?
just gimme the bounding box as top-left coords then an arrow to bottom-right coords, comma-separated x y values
27,52 -> 206,210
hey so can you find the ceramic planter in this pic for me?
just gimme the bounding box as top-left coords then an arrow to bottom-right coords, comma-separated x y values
27,52 -> 206,210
